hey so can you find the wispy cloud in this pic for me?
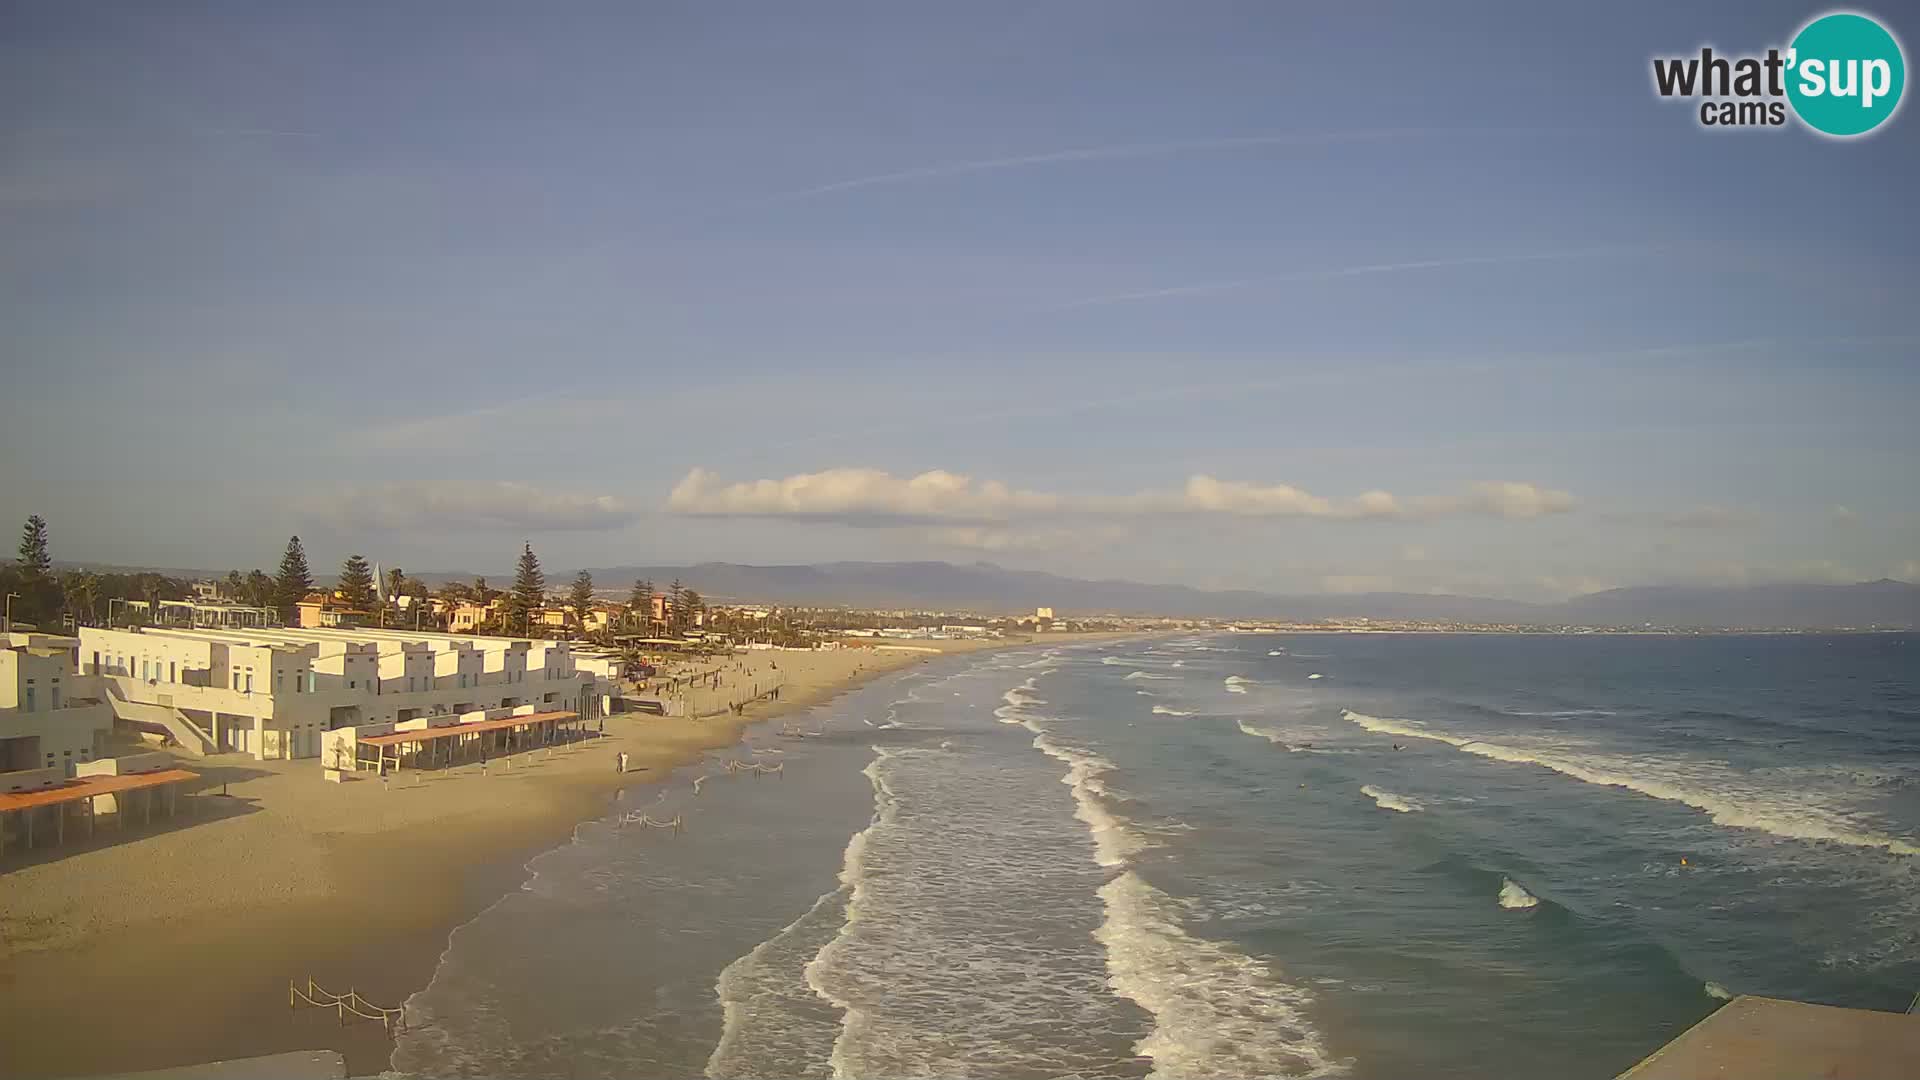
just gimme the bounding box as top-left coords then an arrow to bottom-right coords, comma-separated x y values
755,127 -> 1567,205
297,481 -> 638,533
668,467 -> 1575,525
1049,247 -> 1656,310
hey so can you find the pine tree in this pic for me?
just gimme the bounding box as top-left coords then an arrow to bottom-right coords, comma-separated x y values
509,542 -> 545,634
567,570 -> 595,632
627,579 -> 654,632
683,588 -> 705,630
338,554 -> 376,612
667,578 -> 687,635
387,567 -> 406,602
274,536 -> 315,620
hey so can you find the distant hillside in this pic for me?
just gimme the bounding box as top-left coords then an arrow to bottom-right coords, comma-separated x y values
561,561 -> 1919,630
59,557 -> 1920,629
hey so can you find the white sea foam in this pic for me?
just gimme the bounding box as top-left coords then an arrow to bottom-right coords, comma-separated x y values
1095,872 -> 1346,1079
1341,710 -> 1920,856
1703,981 -> 1732,1000
993,677 -> 1049,725
1498,877 -> 1540,910
1359,785 -> 1422,813
1307,673 -> 1324,680
1224,675 -> 1251,694
1127,671 -> 1180,681
1152,706 -> 1196,717
1268,650 -> 1287,656
1032,733 -> 1140,868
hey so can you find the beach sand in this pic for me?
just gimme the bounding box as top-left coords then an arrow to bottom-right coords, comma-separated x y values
0,633 -> 1129,1078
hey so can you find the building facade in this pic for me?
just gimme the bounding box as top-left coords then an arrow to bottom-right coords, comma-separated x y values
78,624 -> 602,761
1,632 -> 114,790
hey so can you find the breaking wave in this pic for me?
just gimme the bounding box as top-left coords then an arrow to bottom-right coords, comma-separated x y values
1096,872 -> 1345,1079
1152,706 -> 1196,717
1497,877 -> 1540,910
1359,785 -> 1422,813
1340,710 -> 1920,856
1127,671 -> 1180,681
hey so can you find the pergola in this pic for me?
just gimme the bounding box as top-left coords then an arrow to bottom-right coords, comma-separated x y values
0,768 -> 200,855
354,710 -> 585,774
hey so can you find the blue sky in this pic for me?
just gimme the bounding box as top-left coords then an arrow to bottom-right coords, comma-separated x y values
2,2 -> 1915,599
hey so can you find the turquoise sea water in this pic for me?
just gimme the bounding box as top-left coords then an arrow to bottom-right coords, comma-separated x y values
391,633 -> 1919,1078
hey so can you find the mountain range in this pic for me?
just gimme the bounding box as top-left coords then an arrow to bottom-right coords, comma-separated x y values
56,559 -> 1920,629
549,561 -> 1920,630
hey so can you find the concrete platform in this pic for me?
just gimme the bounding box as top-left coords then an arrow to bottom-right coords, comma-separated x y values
1619,995 -> 1920,1079
90,1050 -> 346,1080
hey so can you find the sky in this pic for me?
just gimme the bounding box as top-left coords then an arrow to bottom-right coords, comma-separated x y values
2,1 -> 1916,601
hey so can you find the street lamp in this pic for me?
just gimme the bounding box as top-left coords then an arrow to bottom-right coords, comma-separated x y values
3,592 -> 18,634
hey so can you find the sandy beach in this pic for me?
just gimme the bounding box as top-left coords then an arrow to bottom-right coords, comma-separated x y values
0,633 -> 1131,1078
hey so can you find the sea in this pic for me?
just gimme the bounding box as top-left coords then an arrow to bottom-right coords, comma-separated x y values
387,632 -> 1919,1079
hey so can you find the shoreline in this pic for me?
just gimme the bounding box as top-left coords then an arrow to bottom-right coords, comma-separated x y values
0,632 -> 1137,1079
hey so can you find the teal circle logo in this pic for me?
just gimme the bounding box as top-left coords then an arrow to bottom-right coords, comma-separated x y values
1786,12 -> 1906,136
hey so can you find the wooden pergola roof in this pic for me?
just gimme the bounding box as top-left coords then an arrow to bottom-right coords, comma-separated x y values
0,769 -> 200,812
357,710 -> 578,747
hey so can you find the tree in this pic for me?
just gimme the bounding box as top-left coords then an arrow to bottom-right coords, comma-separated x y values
473,576 -> 496,604
666,578 -> 687,635
683,588 -> 706,630
61,569 -> 100,626
508,542 -> 545,635
387,567 -> 407,602
567,570 -> 595,634
12,515 -> 61,626
245,569 -> 274,607
275,536 -> 315,620
225,570 -> 245,598
627,579 -> 655,632
338,554 -> 376,612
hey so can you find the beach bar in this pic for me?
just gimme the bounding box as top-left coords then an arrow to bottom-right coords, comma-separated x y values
353,709 -> 584,774
0,767 -> 199,855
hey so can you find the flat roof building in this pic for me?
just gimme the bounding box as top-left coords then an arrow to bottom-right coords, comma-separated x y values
2,632 -> 114,791
78,624 -> 604,762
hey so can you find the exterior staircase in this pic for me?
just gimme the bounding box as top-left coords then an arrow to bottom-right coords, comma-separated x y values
104,682 -> 215,757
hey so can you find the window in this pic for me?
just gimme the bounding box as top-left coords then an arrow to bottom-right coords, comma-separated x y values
245,674 -> 254,693
51,687 -> 60,709
348,680 -> 356,689
169,661 -> 177,682
24,687 -> 35,711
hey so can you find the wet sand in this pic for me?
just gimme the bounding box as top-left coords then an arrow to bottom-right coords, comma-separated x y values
0,634 -> 1131,1078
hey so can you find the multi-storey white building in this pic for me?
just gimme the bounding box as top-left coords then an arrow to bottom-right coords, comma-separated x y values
1,632 -> 115,790
78,625 -> 603,761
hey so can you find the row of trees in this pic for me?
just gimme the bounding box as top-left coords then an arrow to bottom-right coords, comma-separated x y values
1,515 -> 199,630
0,515 -> 720,644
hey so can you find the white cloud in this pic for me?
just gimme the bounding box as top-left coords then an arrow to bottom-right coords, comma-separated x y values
298,481 -> 637,532
669,467 -> 1576,525
668,467 -> 1060,524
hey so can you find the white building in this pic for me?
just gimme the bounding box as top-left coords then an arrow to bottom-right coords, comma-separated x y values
1,632 -> 115,791
78,624 -> 603,761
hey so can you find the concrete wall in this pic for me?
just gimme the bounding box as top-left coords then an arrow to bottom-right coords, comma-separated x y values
2,639 -> 112,778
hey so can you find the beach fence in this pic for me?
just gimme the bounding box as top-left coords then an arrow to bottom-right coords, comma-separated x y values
289,977 -> 407,1033
619,810 -> 683,832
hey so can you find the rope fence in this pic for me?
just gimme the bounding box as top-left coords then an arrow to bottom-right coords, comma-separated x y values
289,977 -> 407,1032
620,810 -> 684,832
